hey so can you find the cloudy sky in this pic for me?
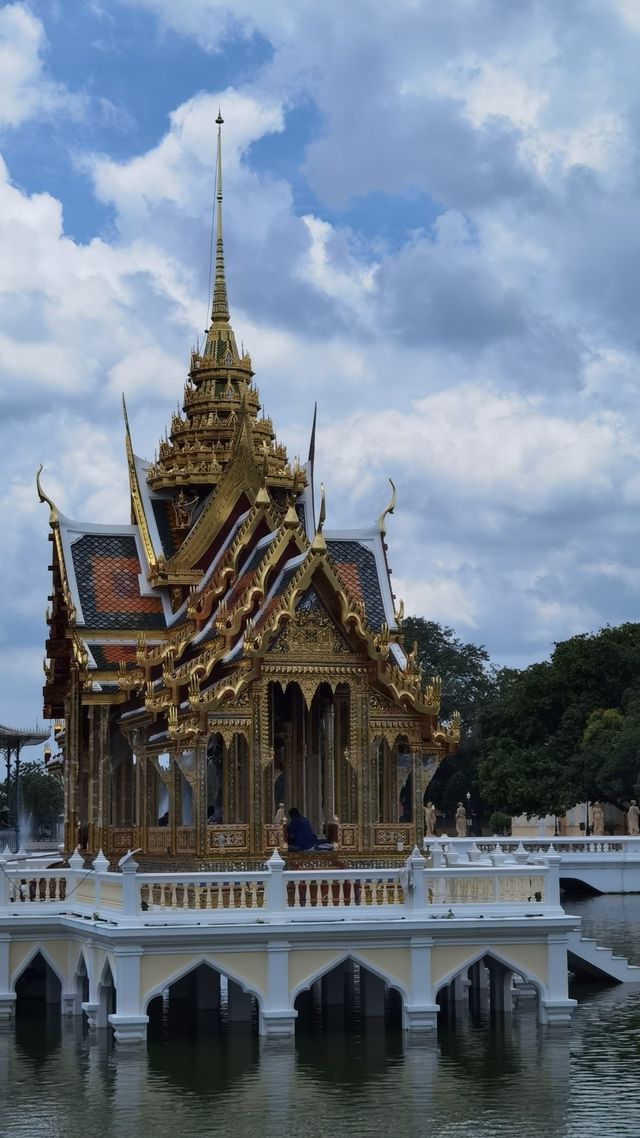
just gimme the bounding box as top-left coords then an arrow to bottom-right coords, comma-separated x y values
1,0 -> 640,733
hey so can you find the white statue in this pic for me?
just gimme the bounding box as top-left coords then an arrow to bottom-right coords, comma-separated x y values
273,802 -> 286,826
591,801 -> 605,836
423,801 -> 436,837
628,800 -> 640,836
455,802 -> 467,838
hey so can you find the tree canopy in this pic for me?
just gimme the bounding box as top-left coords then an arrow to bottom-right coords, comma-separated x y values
476,623 -> 640,816
4,761 -> 64,832
402,617 -> 498,816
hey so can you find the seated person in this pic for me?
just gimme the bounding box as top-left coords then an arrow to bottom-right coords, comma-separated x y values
287,807 -> 333,852
287,807 -> 319,851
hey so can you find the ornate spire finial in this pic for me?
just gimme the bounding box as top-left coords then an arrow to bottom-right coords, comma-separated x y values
211,110 -> 229,326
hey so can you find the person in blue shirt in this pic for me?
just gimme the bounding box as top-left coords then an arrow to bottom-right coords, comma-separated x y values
287,807 -> 318,851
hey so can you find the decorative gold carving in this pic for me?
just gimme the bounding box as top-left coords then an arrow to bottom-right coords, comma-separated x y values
338,824 -> 359,849
167,706 -> 204,746
263,823 -> 286,851
271,606 -> 353,659
176,826 -> 196,851
173,489 -> 199,530
433,709 -> 461,745
369,725 -> 415,749
110,827 -> 134,851
207,824 -> 249,852
207,722 -> 250,748
147,827 -> 171,852
372,823 -> 413,849
117,663 -> 144,693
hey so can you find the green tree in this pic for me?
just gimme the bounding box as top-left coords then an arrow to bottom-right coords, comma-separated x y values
402,617 -> 499,821
477,623 -> 640,816
14,761 -> 64,832
402,617 -> 497,734
578,691 -> 640,804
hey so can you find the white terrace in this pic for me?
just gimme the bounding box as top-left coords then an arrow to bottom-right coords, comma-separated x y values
0,845 -> 586,1044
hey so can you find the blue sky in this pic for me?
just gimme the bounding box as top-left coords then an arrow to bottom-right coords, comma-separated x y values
2,0 -> 640,739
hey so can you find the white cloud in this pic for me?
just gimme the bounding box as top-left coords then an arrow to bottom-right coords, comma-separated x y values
0,2 -> 82,127
320,386 -> 636,512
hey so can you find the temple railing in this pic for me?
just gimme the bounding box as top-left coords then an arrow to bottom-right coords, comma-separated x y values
430,837 -> 640,857
0,846 -> 563,926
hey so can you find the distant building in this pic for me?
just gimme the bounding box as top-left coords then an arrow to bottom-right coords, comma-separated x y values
40,118 -> 458,861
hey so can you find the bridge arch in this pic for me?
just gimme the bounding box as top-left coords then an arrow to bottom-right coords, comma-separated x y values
434,946 -> 545,1018
289,948 -> 408,1006
13,948 -> 63,1012
96,958 -> 116,1028
11,943 -> 66,992
141,954 -> 264,1015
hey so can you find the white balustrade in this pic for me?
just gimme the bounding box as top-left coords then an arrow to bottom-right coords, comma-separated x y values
0,845 -> 563,925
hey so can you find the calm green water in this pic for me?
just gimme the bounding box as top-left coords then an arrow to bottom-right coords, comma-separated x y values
2,893 -> 640,1138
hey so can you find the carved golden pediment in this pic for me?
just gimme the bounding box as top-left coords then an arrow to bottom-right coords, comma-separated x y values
270,605 -> 355,661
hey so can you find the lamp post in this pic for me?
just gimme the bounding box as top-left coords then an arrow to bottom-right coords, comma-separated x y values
466,790 -> 472,837
15,741 -> 21,851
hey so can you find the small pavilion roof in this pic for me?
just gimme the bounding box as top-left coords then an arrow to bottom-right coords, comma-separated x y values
0,724 -> 49,747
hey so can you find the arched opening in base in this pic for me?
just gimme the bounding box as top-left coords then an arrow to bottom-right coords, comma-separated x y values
147,962 -> 260,1040
293,959 -> 403,1035
15,951 -> 62,1020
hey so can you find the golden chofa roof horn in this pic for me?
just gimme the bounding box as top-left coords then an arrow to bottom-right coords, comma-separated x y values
378,478 -> 397,536
36,464 -> 58,525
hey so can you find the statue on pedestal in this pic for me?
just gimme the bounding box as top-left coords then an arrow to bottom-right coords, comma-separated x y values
455,802 -> 467,838
591,801 -> 605,836
627,800 -> 640,836
423,801 -> 436,837
273,803 -> 286,826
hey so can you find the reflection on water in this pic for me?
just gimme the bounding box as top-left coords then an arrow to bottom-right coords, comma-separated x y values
4,898 -> 640,1138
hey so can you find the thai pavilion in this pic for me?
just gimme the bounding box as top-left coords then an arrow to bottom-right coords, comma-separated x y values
40,117 -> 459,863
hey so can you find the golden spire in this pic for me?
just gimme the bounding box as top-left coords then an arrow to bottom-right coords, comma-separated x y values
145,111 -> 305,500
210,111 -> 229,326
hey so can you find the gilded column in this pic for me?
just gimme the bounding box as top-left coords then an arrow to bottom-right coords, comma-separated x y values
251,687 -> 265,854
411,739 -> 424,849
357,687 -> 370,851
95,706 -> 110,854
196,743 -> 207,857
